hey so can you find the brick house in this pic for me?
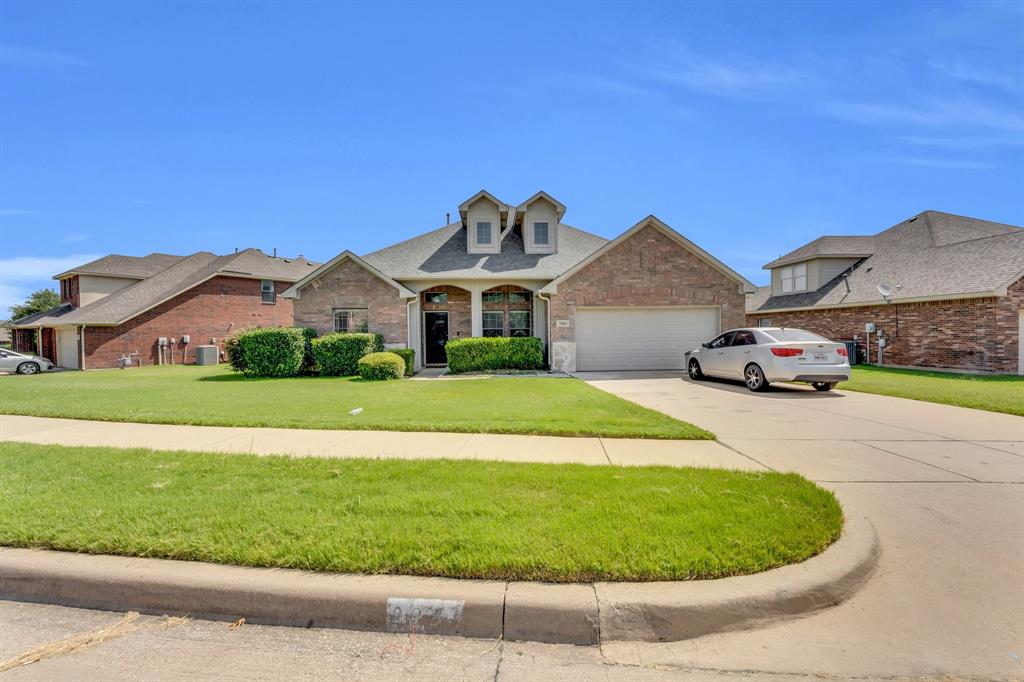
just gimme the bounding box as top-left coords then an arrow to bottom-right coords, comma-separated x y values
284,190 -> 754,372
745,211 -> 1024,375
11,249 -> 319,369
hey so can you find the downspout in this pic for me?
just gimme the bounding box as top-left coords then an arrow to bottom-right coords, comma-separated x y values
538,291 -> 552,370
79,325 -> 86,370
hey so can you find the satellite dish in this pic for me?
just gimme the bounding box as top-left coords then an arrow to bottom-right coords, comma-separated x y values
877,283 -> 892,302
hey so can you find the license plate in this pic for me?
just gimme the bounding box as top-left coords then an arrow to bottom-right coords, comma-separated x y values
814,352 -> 828,361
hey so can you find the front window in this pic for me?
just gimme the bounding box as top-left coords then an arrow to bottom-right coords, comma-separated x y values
476,221 -> 492,245
334,308 -> 368,333
482,291 -> 504,304
533,222 -> 549,245
757,318 -> 772,327
423,291 -> 448,304
482,311 -> 504,337
780,263 -> 807,293
708,332 -> 734,349
509,311 -> 531,337
508,291 -> 530,304
261,280 -> 276,304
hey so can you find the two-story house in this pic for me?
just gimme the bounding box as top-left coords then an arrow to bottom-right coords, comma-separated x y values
746,211 -> 1024,374
284,190 -> 755,372
11,249 -> 318,369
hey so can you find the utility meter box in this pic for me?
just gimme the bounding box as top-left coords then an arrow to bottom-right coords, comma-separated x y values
158,337 -> 168,346
864,322 -> 876,333
182,335 -> 191,344
195,345 -> 219,365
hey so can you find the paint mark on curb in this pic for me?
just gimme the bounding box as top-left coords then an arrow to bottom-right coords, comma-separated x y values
386,597 -> 465,634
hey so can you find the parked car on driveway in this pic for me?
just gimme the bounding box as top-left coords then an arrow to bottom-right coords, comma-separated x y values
0,348 -> 55,375
685,327 -> 850,392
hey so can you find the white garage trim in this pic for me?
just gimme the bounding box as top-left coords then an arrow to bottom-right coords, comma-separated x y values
575,306 -> 721,371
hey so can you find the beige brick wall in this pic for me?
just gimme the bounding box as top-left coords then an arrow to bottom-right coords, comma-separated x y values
549,224 -> 746,343
292,259 -> 408,345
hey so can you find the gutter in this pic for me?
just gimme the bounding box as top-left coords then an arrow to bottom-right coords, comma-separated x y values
537,292 -> 552,369
751,289 -> 1004,315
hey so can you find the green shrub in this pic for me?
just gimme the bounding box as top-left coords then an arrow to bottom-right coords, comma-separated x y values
446,337 -> 544,374
357,352 -> 406,381
224,335 -> 246,373
298,327 -> 318,375
235,327 -> 306,377
311,332 -> 384,376
391,348 -> 415,377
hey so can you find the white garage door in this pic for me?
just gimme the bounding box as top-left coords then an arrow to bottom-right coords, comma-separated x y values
576,307 -> 719,371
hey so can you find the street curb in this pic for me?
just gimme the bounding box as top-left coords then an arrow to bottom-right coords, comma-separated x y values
0,516 -> 877,645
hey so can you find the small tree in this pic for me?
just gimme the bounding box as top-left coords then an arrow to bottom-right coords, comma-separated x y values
9,289 -> 60,321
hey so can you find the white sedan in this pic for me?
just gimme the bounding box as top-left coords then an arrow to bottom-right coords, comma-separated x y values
685,327 -> 851,392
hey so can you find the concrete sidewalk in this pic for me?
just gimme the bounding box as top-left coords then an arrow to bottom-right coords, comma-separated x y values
0,414 -> 763,471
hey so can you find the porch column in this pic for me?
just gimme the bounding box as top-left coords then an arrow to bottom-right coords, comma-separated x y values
470,288 -> 482,337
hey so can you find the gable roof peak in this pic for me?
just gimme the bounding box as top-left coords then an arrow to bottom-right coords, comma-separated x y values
517,191 -> 566,216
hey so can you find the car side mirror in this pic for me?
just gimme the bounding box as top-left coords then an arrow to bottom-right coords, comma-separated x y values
701,342 -> 710,349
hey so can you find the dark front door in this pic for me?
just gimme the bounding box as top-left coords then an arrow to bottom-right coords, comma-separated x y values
424,312 -> 449,365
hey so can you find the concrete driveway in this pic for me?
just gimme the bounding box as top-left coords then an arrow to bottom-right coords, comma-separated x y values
580,371 -> 1024,679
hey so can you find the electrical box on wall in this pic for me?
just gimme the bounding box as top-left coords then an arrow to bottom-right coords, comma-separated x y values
864,323 -> 876,333
182,335 -> 191,344
158,337 -> 168,346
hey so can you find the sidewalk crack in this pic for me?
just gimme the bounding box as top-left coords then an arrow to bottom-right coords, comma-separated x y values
598,438 -> 612,465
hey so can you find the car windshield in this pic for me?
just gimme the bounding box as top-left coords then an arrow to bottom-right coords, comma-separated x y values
765,329 -> 829,343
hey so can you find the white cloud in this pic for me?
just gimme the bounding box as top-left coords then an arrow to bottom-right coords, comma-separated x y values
827,97 -> 1022,132
652,44 -> 804,97
0,254 -> 100,314
880,156 -> 994,170
0,43 -> 87,68
927,60 -> 1020,94
899,134 -> 1024,149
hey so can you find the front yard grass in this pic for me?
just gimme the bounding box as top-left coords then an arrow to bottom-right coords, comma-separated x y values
0,442 -> 843,582
843,365 -> 1024,417
0,364 -> 710,439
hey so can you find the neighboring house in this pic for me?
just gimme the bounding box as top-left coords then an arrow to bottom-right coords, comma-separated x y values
746,211 -> 1024,375
283,190 -> 754,372
10,249 -> 319,369
0,323 -> 11,347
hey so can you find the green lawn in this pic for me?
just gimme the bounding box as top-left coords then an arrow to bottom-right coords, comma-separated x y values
0,364 -> 710,439
0,442 -> 842,582
843,365 -> 1024,417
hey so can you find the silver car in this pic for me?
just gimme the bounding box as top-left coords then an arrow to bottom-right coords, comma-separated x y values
685,327 -> 851,392
0,348 -> 55,375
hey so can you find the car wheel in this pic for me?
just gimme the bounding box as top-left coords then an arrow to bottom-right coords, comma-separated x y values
16,362 -> 40,376
812,382 -> 837,392
687,358 -> 704,381
744,363 -> 768,392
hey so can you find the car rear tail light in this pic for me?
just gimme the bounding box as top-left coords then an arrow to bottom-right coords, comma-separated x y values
770,347 -> 804,357
836,347 -> 848,357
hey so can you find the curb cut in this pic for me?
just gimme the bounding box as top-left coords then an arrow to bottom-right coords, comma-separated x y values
0,516 -> 877,645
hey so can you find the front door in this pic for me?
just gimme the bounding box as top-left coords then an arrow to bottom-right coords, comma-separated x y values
424,311 -> 449,365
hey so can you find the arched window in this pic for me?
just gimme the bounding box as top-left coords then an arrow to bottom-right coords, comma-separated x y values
481,286 -> 533,337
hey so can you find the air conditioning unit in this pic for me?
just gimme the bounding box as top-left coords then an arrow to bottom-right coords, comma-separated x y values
195,345 -> 219,365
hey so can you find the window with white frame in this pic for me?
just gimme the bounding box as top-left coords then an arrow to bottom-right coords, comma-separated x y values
261,280 -> 276,304
533,222 -> 549,245
757,318 -> 772,327
482,311 -> 503,337
780,263 -> 807,293
476,221 -> 492,245
334,308 -> 368,333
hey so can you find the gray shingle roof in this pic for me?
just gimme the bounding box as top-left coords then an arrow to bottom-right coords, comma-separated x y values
26,249 -> 320,326
54,253 -> 185,280
764,236 -> 876,269
361,223 -> 609,279
748,211 -> 1024,313
10,303 -> 75,326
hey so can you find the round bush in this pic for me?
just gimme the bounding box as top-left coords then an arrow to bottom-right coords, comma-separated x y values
312,333 -> 384,376
231,327 -> 307,377
357,352 -> 406,381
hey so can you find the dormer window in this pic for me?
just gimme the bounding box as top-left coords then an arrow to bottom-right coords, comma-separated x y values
780,263 -> 807,293
476,222 -> 492,245
534,222 -> 549,245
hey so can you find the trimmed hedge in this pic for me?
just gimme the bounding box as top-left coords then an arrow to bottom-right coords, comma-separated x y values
357,352 -> 406,381
311,332 -> 384,376
231,327 -> 307,377
445,337 -> 544,374
391,348 -> 415,377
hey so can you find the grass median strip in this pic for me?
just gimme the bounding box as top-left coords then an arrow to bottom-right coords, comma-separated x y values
0,442 -> 842,582
0,364 -> 711,439
844,365 -> 1024,417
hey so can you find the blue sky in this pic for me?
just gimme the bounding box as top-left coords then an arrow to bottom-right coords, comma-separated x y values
1,0 -> 1021,314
